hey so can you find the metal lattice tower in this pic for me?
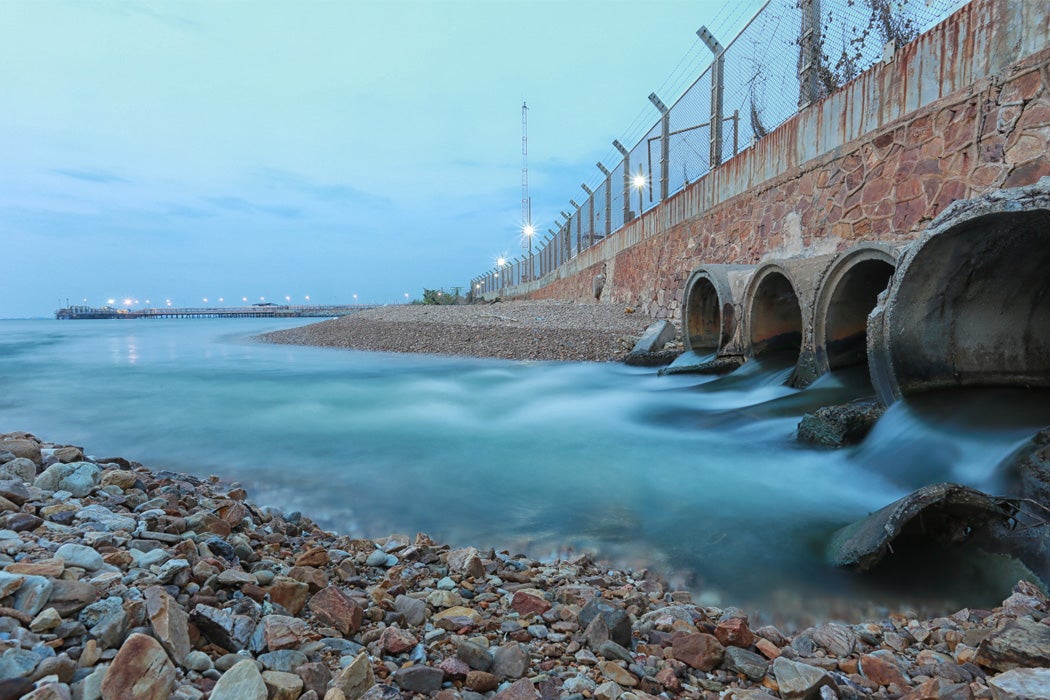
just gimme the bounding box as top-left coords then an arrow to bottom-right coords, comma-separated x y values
522,101 -> 531,241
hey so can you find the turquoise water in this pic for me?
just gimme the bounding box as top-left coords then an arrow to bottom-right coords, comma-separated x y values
1,319 -> 1047,619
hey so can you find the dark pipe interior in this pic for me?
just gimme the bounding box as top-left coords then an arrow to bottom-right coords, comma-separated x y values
890,210 -> 1050,393
825,259 -> 895,369
687,278 -> 720,350
750,272 -> 802,358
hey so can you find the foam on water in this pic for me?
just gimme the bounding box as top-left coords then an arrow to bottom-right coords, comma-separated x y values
1,318 -> 1045,617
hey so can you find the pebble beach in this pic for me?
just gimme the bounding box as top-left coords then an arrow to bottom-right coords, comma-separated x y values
258,301 -> 669,362
1,431 -> 1048,700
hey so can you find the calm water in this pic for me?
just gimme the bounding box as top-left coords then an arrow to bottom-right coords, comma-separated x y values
2,318 -> 1047,621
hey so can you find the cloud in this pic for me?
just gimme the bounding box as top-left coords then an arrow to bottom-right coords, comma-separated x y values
253,168 -> 393,209
49,168 -> 128,184
205,196 -> 302,220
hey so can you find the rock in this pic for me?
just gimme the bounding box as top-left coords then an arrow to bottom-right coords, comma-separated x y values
492,678 -> 540,700
297,662 -> 332,698
12,574 -> 54,616
466,671 -> 500,692
0,457 -> 37,483
630,320 -> 676,354
309,586 -> 363,635
258,650 -> 307,673
216,569 -> 256,586
34,461 -> 101,497
859,652 -> 910,687
330,652 -> 375,700
47,579 -> 99,617
797,399 -> 884,447
3,512 -> 42,531
593,680 -> 622,700
0,479 -> 30,505
100,633 -> 176,700
812,623 -> 856,657
265,576 -> 310,616
55,543 -> 106,571
600,661 -> 637,687
598,640 -> 633,664
30,607 -> 62,632
75,505 -> 136,532
976,617 -> 1050,671
210,659 -> 268,700
457,640 -> 493,671
145,585 -> 191,666
715,617 -> 755,648
426,589 -> 463,608
0,678 -> 33,699
438,657 -> 470,680
773,658 -> 834,700
393,594 -> 427,626
672,632 -> 724,671
827,483 -> 1017,571
184,650 -> 213,672
492,642 -> 529,679
988,667 -> 1050,700
511,590 -> 551,617
0,438 -> 41,462
724,646 -> 770,681
447,547 -> 486,579
262,670 -> 304,700
433,605 -> 482,629
578,599 -> 632,648
393,666 -> 444,693
252,614 -> 306,652
190,604 -> 257,652
380,627 -> 418,655
0,647 -> 39,680
100,469 -> 139,489
0,571 -> 24,598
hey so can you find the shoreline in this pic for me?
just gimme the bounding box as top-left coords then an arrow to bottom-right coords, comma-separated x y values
258,300 -> 672,362
2,431 -> 1048,700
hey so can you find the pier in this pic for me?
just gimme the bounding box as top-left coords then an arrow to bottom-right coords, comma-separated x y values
55,304 -> 376,320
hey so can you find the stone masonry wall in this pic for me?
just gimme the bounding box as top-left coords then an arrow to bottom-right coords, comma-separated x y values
526,41 -> 1050,322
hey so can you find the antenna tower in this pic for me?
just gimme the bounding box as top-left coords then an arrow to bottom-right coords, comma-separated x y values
521,101 -> 534,279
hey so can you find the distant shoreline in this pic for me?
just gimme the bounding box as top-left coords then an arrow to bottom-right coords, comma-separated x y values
258,300 -> 668,362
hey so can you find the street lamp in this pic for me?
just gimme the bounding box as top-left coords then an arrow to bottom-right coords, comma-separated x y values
632,170 -> 646,215
523,223 -> 535,280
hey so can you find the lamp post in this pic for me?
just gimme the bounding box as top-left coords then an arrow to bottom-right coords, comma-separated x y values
523,223 -> 535,281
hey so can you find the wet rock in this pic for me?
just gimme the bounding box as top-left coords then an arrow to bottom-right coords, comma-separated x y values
773,657 -> 835,700
988,667 -> 1050,700
975,617 -> 1050,671
210,659 -> 268,700
672,633 -> 724,671
393,665 -> 444,693
630,320 -> 676,355
827,483 -> 1017,570
100,632 -> 176,700
309,586 -> 363,635
797,399 -> 884,448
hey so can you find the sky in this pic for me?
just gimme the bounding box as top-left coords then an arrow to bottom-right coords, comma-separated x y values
0,0 -> 765,318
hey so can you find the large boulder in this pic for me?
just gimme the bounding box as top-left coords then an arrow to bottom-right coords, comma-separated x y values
797,398 -> 884,448
34,461 -> 101,497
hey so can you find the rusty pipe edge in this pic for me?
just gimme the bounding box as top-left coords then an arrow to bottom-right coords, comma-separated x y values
681,264 -> 755,357
868,176 -> 1050,406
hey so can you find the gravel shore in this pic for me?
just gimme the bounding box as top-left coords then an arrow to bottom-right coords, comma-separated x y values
259,302 -> 667,362
1,431 -> 1049,700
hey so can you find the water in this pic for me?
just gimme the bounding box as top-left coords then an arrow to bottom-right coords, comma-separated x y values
2,318 -> 1047,621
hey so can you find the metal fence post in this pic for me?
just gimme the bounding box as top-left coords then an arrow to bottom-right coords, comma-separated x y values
613,140 -> 631,221
597,162 -> 612,237
697,26 -> 724,167
570,200 -> 582,255
648,94 -> 670,200
798,0 -> 822,108
581,184 -> 595,247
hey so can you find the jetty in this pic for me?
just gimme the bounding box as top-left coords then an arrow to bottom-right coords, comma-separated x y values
54,303 -> 374,320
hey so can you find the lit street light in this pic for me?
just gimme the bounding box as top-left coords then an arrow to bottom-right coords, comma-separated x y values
632,171 -> 646,216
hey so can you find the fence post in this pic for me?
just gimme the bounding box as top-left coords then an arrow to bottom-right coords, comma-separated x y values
798,0 -> 822,108
613,140 -> 631,221
648,94 -> 670,200
697,26 -> 725,168
581,184 -> 595,247
597,162 -> 612,237
570,200 -> 582,255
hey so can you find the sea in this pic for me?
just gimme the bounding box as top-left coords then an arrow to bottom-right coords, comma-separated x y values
2,317 -> 1048,624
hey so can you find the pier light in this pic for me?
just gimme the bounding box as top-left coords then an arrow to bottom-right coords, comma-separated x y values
353,294 -> 357,303
166,299 -> 172,306
123,299 -> 132,306
242,297 -> 247,303
107,299 -> 115,305
497,256 -> 506,267
305,295 -> 310,301
285,296 -> 290,302
260,296 -> 265,301
203,298 -> 208,303
218,298 -> 223,303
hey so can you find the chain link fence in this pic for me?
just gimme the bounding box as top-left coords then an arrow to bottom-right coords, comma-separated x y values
472,0 -> 971,297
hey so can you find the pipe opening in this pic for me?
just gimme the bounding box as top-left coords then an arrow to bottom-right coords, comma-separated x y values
825,259 -> 895,370
888,209 -> 1050,393
686,277 -> 721,350
749,272 -> 802,358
